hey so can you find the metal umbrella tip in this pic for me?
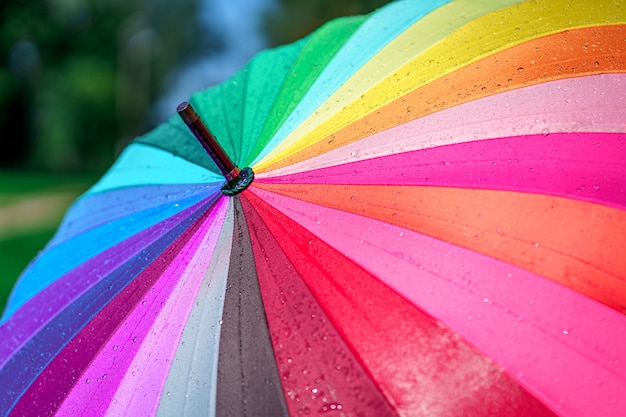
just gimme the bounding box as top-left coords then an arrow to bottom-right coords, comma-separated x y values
177,101 -> 199,125
176,101 -> 189,112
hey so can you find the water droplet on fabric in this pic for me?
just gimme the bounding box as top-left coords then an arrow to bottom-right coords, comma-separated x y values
321,403 -> 343,413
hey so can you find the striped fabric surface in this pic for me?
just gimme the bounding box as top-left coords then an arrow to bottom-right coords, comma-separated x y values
1,0 -> 625,416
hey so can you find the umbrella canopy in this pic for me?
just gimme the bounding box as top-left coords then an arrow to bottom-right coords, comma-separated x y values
2,0 -> 626,416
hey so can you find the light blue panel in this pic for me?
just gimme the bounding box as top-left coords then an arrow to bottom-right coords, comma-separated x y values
249,0 -> 451,165
87,143 -> 223,195
50,184 -> 218,247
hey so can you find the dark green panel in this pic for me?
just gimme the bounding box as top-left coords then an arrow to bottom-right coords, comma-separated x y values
134,14 -> 366,172
246,15 -> 367,166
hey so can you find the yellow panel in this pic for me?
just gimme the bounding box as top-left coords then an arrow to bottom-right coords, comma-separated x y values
254,0 -> 626,171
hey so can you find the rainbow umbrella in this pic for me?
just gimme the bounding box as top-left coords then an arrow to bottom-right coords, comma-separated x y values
2,0 -> 626,415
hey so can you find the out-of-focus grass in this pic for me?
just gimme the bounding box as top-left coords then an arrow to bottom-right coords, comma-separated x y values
0,170 -> 98,194
0,227 -> 58,313
0,171 -> 99,314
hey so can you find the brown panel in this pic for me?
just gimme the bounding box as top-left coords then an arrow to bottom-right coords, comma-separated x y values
216,197 -> 289,417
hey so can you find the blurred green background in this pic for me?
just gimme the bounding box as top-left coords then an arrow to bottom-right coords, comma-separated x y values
0,0 -> 390,312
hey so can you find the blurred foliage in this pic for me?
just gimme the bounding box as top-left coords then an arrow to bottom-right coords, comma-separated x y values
0,0 -> 395,311
264,0 -> 392,45
0,0 -> 393,174
0,170 -> 97,313
0,169 -> 98,194
0,0 -> 220,173
0,227 -> 58,313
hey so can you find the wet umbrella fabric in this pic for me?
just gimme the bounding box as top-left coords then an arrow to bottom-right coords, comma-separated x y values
2,0 -> 626,416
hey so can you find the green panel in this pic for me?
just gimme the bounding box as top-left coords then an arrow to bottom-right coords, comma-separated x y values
137,40 -> 308,171
192,39 -> 308,167
134,114 -> 221,174
239,41 -> 309,166
192,69 -> 247,167
244,15 -> 367,166
134,14 -> 366,171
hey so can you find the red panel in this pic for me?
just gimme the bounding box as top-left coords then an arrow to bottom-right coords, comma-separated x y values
243,190 -> 556,417
241,194 -> 398,417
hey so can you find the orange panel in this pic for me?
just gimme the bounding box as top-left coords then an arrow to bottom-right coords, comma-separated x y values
253,182 -> 626,313
260,24 -> 626,173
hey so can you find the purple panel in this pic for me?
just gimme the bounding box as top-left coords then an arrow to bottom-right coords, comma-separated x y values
0,197 -> 215,367
0,197 -> 218,416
